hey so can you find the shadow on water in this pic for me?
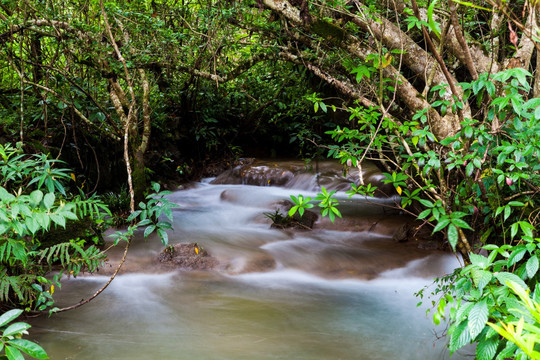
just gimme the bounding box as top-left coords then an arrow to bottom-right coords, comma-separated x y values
29,161 -> 474,359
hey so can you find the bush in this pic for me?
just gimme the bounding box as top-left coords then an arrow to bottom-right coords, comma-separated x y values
0,143 -> 110,311
316,68 -> 539,358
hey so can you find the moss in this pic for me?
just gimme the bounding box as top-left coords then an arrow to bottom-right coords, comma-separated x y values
311,19 -> 346,44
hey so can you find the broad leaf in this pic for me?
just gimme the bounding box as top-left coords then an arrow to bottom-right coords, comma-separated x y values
451,218 -> 472,230
144,225 -> 156,238
29,190 -> 43,206
495,272 -> 527,290
5,346 -> 24,360
3,322 -> 31,337
7,339 -> 48,359
433,218 -> 451,232
447,224 -> 458,250
469,253 -> 490,269
526,256 -> 539,278
476,338 -> 499,360
471,269 -> 492,291
0,310 -> 22,328
507,247 -> 527,266
449,321 -> 471,353
468,300 -> 488,339
43,193 -> 55,210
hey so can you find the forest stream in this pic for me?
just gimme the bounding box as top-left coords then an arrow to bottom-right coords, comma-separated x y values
29,160 -> 474,359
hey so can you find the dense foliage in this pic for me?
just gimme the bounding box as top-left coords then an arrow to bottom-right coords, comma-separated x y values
0,143 -> 109,311
0,0 -> 539,358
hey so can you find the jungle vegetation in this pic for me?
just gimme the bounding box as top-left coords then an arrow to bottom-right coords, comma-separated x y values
0,0 -> 539,358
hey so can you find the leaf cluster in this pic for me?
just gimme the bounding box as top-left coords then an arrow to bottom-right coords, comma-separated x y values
0,143 -> 110,310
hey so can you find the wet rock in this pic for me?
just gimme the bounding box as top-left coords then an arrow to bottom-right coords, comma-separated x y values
392,223 -> 413,242
158,243 -> 218,270
211,159 -> 392,195
213,163 -> 294,186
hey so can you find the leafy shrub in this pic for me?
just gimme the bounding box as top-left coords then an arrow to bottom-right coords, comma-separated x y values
0,143 -> 110,311
313,68 -> 539,358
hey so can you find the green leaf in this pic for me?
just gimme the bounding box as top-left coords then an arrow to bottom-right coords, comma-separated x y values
495,272 -> 527,290
418,199 -> 434,208
157,228 -> 168,246
3,322 -> 31,337
328,211 -> 335,223
288,206 -> 298,217
138,219 -> 152,227
507,247 -> 526,266
504,206 -> 512,221
144,225 -> 156,238
510,222 -> 519,239
330,206 -> 342,218
6,339 -> 48,359
126,210 -> 142,222
468,300 -> 488,339
519,221 -> 535,238
433,312 -> 441,325
526,256 -> 539,278
29,190 -> 43,206
451,218 -> 473,230
0,310 -> 22,328
43,193 -> 55,210
5,346 -> 24,360
447,224 -> 458,250
470,269 -> 492,291
417,209 -> 431,220
476,338 -> 499,360
25,217 -> 40,235
469,253 -> 490,269
449,321 -> 471,353
50,214 -> 66,228
427,0 -> 441,38
433,218 -> 451,232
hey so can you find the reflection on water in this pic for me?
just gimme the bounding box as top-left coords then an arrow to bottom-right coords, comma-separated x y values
29,180 -> 473,360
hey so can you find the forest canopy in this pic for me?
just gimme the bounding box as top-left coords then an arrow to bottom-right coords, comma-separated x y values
0,0 -> 539,359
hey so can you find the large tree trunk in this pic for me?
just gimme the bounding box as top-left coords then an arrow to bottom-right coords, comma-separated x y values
261,0 -> 461,139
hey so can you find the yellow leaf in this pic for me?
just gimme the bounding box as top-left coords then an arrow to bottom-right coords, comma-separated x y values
382,54 -> 393,68
516,316 -> 524,336
195,247 -> 199,255
396,186 -> 402,195
70,173 -> 76,181
50,285 -> 55,295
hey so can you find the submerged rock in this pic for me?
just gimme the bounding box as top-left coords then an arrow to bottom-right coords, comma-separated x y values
158,243 -> 218,270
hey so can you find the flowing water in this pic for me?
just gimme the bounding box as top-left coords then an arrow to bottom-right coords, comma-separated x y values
29,162 -> 474,359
